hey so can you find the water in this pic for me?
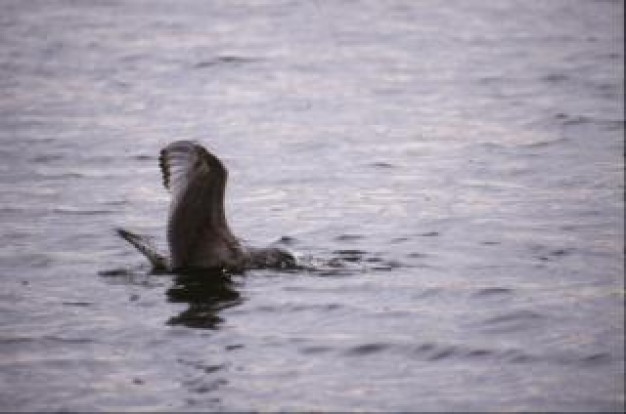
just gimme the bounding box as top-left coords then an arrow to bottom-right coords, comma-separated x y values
0,0 -> 623,411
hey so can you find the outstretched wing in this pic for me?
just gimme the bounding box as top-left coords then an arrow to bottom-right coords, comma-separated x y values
116,227 -> 168,272
159,141 -> 235,269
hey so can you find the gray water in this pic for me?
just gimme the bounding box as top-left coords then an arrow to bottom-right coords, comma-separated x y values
0,0 -> 623,412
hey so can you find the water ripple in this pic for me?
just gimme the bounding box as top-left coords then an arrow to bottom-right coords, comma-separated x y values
193,55 -> 258,69
480,310 -> 546,334
473,287 -> 514,297
339,340 -> 615,368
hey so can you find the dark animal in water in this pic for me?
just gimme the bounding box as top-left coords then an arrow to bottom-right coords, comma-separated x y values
117,141 -> 296,273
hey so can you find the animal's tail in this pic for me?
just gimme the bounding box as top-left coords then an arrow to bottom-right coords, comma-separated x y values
116,228 -> 168,272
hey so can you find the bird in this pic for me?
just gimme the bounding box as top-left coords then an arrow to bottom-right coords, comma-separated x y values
117,140 -> 296,274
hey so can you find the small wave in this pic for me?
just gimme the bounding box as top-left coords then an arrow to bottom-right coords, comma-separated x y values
341,341 -> 461,360
549,248 -> 574,257
329,340 -> 612,369
0,206 -> 24,214
342,341 -> 526,363
300,345 -> 333,355
131,154 -> 153,161
521,137 -> 568,148
511,350 -> 613,367
332,249 -> 367,262
20,253 -> 52,268
369,261 -> 403,271
103,200 -> 128,207
464,349 -> 493,358
541,73 -> 569,83
368,162 -> 395,169
576,352 -> 613,366
562,115 -> 594,126
193,55 -> 257,69
273,235 -> 299,246
483,310 -> 543,324
182,375 -> 228,395
254,302 -> 341,314
528,243 -> 575,258
296,249 -> 407,276
481,240 -> 500,246
423,345 -> 458,361
334,234 -> 365,241
389,236 -> 409,244
30,154 -> 64,163
406,252 -> 429,259
414,343 -> 540,364
315,268 -> 360,277
36,171 -> 84,180
0,335 -> 94,345
98,267 -> 136,277
473,287 -> 514,297
480,310 -> 545,333
554,113 -> 624,130
52,207 -> 115,216
43,335 -> 94,344
61,301 -> 93,307
419,231 -> 440,237
97,266 -> 166,289
0,336 -> 37,345
177,358 -> 227,374
535,247 -> 576,262
345,343 -> 390,356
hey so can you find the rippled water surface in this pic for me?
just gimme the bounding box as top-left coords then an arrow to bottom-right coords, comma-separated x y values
1,0 -> 624,411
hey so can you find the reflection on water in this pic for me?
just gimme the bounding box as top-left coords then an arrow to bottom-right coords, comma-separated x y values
166,270 -> 243,329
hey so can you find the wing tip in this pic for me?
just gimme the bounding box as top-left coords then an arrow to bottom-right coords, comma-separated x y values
158,140 -> 227,192
159,148 -> 170,190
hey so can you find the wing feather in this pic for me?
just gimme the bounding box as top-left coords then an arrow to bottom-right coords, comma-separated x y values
159,141 -> 238,269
